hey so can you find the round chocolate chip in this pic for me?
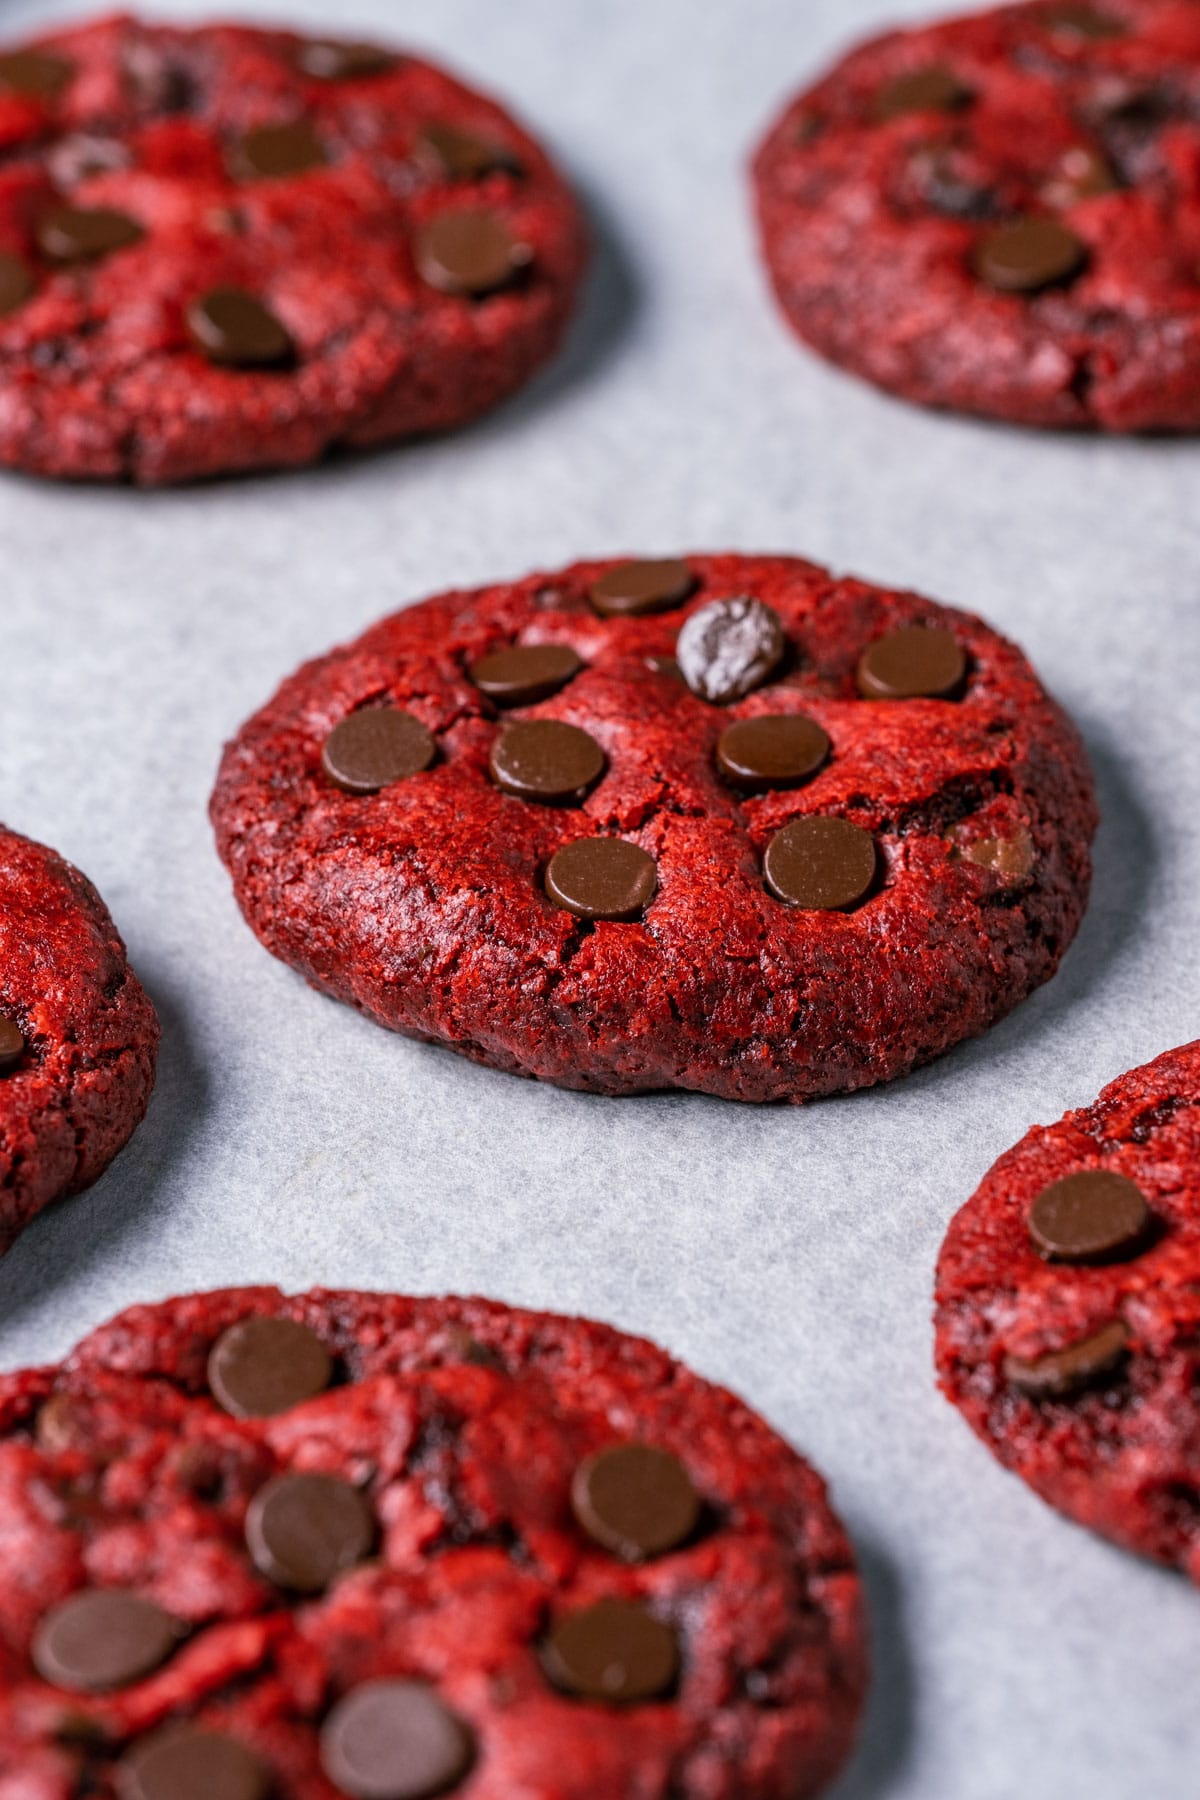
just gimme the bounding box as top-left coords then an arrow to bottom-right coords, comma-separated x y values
873,66 -> 973,122
0,251 -> 35,317
1043,5 -> 1126,38
322,709 -> 436,796
764,817 -> 878,911
676,598 -> 786,706
716,714 -> 830,793
589,559 -> 696,619
490,719 -> 605,806
32,1590 -> 183,1694
956,832 -> 1035,880
545,838 -> 657,922
0,49 -> 74,99
1028,1172 -> 1151,1265
234,120 -> 328,181
118,1728 -> 271,1800
416,123 -> 520,182
187,287 -> 293,368
1004,1320 -> 1130,1400
542,1598 -> 679,1703
245,1472 -> 375,1593
857,627 -> 967,701
35,206 -> 144,265
469,643 -> 583,707
320,1681 -> 475,1799
972,216 -> 1088,293
0,1016 -> 25,1073
572,1445 -> 700,1561
414,209 -> 531,296
296,40 -> 398,81
207,1315 -> 333,1419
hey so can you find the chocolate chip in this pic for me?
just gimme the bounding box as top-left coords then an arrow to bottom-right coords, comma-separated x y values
543,1599 -> 679,1703
234,120 -> 329,181
1005,1320 -> 1130,1400
589,559 -> 696,619
322,709 -> 436,795
32,1591 -> 183,1694
873,67 -> 973,122
1043,5 -> 1127,37
764,817 -> 878,911
35,207 -> 144,265
490,720 -> 605,806
857,626 -> 967,700
414,209 -> 531,296
48,134 -> 131,186
545,839 -> 657,922
416,123 -> 520,182
1042,146 -> 1119,208
0,50 -> 74,100
1028,1172 -> 1151,1264
296,40 -> 398,81
320,1681 -> 475,1799
716,714 -> 830,793
0,252 -> 34,318
118,1728 -> 271,1800
245,1472 -> 375,1593
208,1316 -> 333,1419
972,216 -> 1088,292
956,831 -> 1035,880
676,598 -> 786,705
187,288 -> 294,368
571,1445 -> 700,1561
469,643 -> 583,707
0,1016 -> 25,1072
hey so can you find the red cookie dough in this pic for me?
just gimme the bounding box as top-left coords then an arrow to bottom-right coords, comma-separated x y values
0,15 -> 586,483
752,0 -> 1200,430
0,823 -> 158,1255
936,1041 -> 1200,1578
0,1286 -> 867,1798
211,552 -> 1096,1103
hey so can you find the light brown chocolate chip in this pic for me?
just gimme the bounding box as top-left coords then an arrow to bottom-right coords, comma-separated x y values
414,209 -> 531,296
187,287 -> 294,368
857,627 -> 967,700
0,1016 -> 25,1072
589,559 -> 696,619
0,49 -> 74,100
1005,1320 -> 1130,1400
572,1444 -> 700,1561
322,709 -> 436,795
764,817 -> 878,911
320,1681 -> 475,1799
1028,1172 -> 1152,1264
545,839 -> 657,922
295,40 -> 398,81
490,719 -> 605,806
416,122 -> 520,182
0,252 -> 34,318
1043,5 -> 1127,38
972,216 -> 1088,292
873,66 -> 973,122
1042,146 -> 1119,208
234,120 -> 329,181
716,714 -> 830,792
117,1727 -> 271,1800
32,1591 -> 183,1694
245,1472 -> 375,1593
35,206 -> 144,265
956,832 -> 1035,880
469,643 -> 583,707
207,1315 -> 334,1419
676,598 -> 786,705
543,1598 -> 679,1703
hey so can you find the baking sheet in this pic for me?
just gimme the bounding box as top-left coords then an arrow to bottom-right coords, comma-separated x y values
1,0 -> 1198,1793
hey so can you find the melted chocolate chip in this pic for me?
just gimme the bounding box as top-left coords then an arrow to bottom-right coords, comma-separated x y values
0,252 -> 34,318
296,40 -> 398,81
716,714 -> 830,792
1028,1172 -> 1151,1264
972,216 -> 1088,292
1005,1320 -> 1130,1399
416,123 -> 520,182
234,120 -> 329,181
187,288 -> 294,368
1043,5 -> 1127,38
589,560 -> 696,619
36,207 -> 144,265
572,1445 -> 700,1561
542,1599 -> 679,1703
322,709 -> 436,795
676,598 -> 786,705
414,209 -> 531,296
208,1315 -> 334,1418
764,817 -> 878,911
469,643 -> 583,706
320,1681 -> 475,1799
857,627 -> 967,700
0,49 -> 74,100
490,719 -> 606,805
0,1016 -> 25,1072
545,838 -> 657,921
245,1472 -> 375,1593
118,1728 -> 271,1800
873,66 -> 973,122
32,1591 -> 183,1694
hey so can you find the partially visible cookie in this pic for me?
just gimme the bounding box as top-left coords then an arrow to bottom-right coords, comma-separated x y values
936,1041 -> 1200,1577
0,1287 -> 866,1797
0,824 -> 158,1255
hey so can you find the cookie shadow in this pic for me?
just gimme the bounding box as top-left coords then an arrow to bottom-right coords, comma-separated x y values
830,1536 -> 915,1799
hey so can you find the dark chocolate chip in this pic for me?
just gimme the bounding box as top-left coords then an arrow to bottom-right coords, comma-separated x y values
1005,1320 -> 1130,1399
322,709 -> 436,795
545,839 -> 657,922
48,134 -> 131,186
716,714 -> 830,793
416,123 -> 520,182
955,832 -> 1035,880
117,1727 -> 271,1800
414,209 -> 531,296
296,40 -> 398,81
35,207 -> 144,265
873,66 -> 973,122
490,719 -> 605,806
676,598 -> 786,705
1028,1172 -> 1151,1264
0,252 -> 34,318
0,1016 -> 25,1072
0,50 -> 74,100
234,120 -> 329,181
1042,146 -> 1119,207
245,1472 -> 375,1593
1043,5 -> 1127,38
207,1315 -> 334,1419
320,1681 -> 475,1799
469,643 -> 583,706
543,1598 -> 679,1703
972,216 -> 1088,292
187,287 -> 294,368
857,627 -> 967,700
32,1590 -> 183,1694
764,817 -> 878,911
571,1444 -> 700,1561
589,560 -> 695,619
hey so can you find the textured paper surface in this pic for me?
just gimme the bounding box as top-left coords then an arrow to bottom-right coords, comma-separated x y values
1,0 -> 1198,1793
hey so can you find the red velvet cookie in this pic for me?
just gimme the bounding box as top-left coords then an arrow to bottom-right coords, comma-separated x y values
936,1041 -> 1200,1577
752,0 -> 1200,430
0,823 -> 158,1255
0,15 -> 586,483
211,552 -> 1095,1103
0,1286 -> 867,1798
